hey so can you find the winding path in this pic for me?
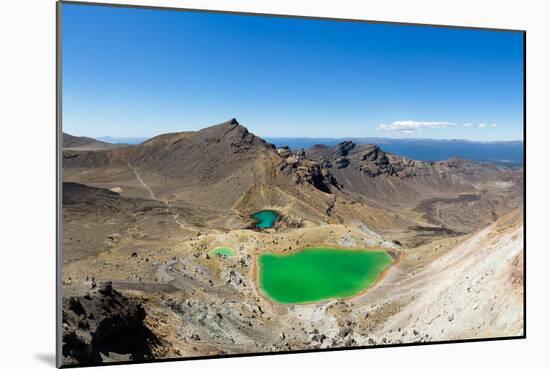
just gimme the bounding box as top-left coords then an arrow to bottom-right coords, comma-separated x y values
127,162 -> 156,200
128,162 -> 186,229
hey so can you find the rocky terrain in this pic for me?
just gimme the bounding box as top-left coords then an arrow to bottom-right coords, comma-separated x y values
62,282 -> 166,365
60,118 -> 524,365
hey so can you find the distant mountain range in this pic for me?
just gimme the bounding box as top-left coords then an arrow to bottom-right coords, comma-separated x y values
88,134 -> 523,167
266,137 -> 524,167
95,136 -> 149,145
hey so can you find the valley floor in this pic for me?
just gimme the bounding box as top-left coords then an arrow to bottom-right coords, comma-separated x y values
61,195 -> 524,364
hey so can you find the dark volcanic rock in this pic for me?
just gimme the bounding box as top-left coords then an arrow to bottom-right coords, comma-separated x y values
280,156 -> 339,194
355,144 -> 397,177
62,283 -> 161,366
334,157 -> 350,169
308,141 -> 399,177
297,163 -> 333,193
331,141 -> 356,159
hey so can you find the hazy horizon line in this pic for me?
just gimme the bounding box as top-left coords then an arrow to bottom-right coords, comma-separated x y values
62,132 -> 524,145
263,136 -> 524,143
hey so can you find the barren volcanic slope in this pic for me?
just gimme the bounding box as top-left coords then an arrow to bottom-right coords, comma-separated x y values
61,119 -> 524,365
62,132 -> 128,151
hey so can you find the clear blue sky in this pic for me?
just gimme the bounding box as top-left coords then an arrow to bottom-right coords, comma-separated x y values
62,3 -> 524,141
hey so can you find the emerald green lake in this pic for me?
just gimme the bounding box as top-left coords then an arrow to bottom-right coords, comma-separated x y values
209,247 -> 236,257
258,247 -> 394,304
252,210 -> 279,229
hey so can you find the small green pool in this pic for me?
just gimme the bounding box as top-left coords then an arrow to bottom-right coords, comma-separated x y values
209,247 -> 236,257
258,247 -> 394,304
252,210 -> 279,229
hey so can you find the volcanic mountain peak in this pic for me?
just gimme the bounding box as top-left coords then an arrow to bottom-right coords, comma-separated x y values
112,118 -> 281,184
196,117 -> 240,134
209,117 -> 239,128
139,118 -> 273,152
197,118 -> 274,149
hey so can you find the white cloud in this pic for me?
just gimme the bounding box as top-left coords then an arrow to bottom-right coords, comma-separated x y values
376,121 -> 456,133
376,120 -> 498,134
477,123 -> 498,128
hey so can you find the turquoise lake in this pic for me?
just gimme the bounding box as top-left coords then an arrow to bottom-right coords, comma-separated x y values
252,210 -> 279,229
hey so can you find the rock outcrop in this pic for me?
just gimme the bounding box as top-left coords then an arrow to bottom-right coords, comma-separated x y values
308,141 -> 398,177
62,283 -> 161,366
279,154 -> 339,194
